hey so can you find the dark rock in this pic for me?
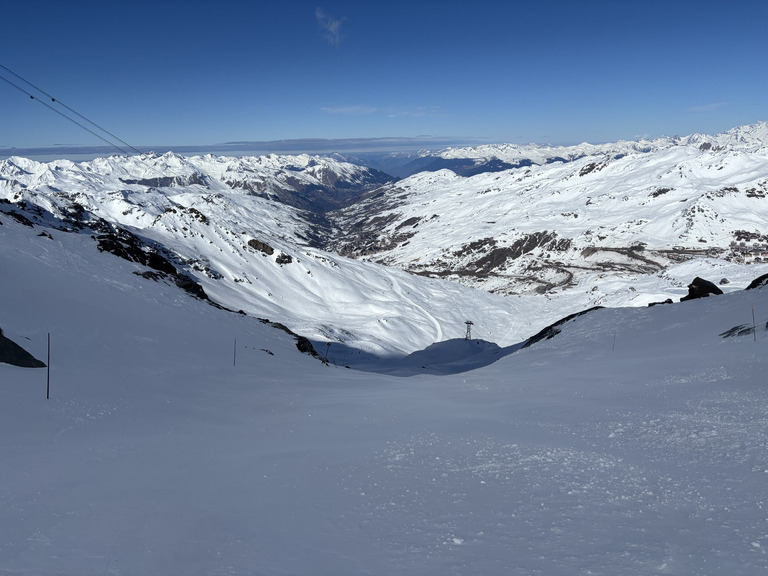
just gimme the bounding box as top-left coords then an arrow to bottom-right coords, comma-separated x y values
522,306 -> 604,348
119,173 -> 209,188
720,324 -> 755,338
133,269 -> 212,303
395,216 -> 421,230
2,211 -> 34,227
172,274 -> 211,301
145,252 -> 177,275
96,227 -> 177,275
257,318 -> 320,359
134,270 -> 164,281
247,238 -> 274,255
275,253 -> 293,265
0,328 -> 46,368
648,299 -> 674,307
746,273 -> 768,290
295,336 -> 317,356
680,277 -> 724,301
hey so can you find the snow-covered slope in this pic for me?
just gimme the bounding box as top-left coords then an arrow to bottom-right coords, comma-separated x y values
0,156 -> 523,354
3,123 -> 768,356
331,122 -> 768,312
2,198 -> 768,575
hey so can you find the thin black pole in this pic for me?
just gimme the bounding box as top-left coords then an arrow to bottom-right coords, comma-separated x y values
46,332 -> 50,400
752,305 -> 757,342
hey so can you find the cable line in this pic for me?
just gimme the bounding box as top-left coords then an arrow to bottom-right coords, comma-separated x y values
0,63 -> 142,156
0,73 -> 134,156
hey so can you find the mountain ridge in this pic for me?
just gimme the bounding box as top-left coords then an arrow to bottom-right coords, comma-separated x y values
2,122 -> 768,354
328,122 -> 768,310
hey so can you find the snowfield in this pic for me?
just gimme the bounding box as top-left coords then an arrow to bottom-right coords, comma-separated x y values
0,152 -> 526,355
2,186 -> 768,575
331,127 -> 768,306
4,124 -> 768,356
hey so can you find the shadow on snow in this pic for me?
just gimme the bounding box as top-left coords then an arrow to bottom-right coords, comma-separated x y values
315,338 -> 526,377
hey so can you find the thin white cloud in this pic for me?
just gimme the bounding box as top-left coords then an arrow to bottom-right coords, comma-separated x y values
386,106 -> 446,118
320,104 -> 446,118
689,102 -> 727,113
316,7 -> 343,47
321,105 -> 377,115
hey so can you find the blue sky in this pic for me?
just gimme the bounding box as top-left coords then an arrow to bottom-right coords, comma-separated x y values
1,0 -> 767,152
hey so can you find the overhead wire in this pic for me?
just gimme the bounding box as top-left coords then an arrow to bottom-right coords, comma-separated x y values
0,63 -> 142,156
0,74 -> 133,155
0,64 -> 721,252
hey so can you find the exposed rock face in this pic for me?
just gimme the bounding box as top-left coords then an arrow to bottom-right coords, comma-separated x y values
746,273 -> 768,290
120,172 -> 209,188
521,307 -> 604,348
247,239 -> 274,255
96,228 -> 177,275
680,277 -> 724,301
0,328 -> 46,368
275,253 -> 293,265
257,319 -> 319,358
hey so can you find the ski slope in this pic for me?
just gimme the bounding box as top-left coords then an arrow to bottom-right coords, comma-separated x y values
2,189 -> 768,575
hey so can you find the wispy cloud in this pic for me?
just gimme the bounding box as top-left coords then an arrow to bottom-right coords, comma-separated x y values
386,106 -> 446,119
689,102 -> 727,113
321,105 -> 377,116
316,7 -> 343,47
320,104 -> 447,119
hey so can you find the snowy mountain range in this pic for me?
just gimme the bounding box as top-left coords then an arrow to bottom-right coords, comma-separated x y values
2,156 -> 768,574
361,121 -> 768,177
330,122 -> 768,308
2,122 -> 768,356
3,122 -> 768,575
0,153 -> 519,355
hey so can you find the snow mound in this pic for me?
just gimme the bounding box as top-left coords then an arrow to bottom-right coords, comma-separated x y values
352,338 -> 523,376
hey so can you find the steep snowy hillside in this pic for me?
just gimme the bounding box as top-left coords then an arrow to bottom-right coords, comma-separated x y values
3,123 -> 768,354
330,123 -> 768,311
2,195 -> 768,575
0,160 -> 524,355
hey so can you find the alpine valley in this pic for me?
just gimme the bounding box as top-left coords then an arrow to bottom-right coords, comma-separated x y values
3,123 -> 768,576
2,122 -> 768,356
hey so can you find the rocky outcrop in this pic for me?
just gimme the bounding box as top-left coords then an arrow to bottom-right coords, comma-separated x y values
257,319 -> 320,359
0,328 -> 46,368
746,273 -> 768,290
521,307 -> 604,348
680,277 -> 724,301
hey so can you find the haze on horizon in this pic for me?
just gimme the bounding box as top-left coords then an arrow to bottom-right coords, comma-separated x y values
1,0 -> 767,154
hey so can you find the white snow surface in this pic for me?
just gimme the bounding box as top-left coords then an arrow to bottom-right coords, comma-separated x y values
435,120 -> 768,163
0,123 -> 768,356
3,123 -> 768,356
332,122 -> 768,309
2,184 -> 768,575
0,152 -> 519,355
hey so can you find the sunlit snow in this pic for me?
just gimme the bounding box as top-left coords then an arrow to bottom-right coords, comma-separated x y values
2,172 -> 768,574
